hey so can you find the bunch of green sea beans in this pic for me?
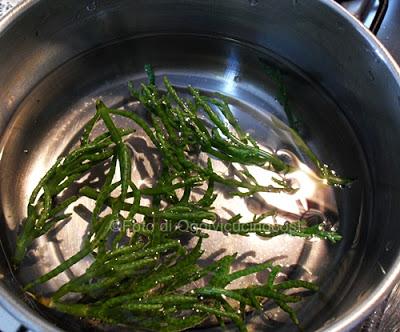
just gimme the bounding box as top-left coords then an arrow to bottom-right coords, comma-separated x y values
14,65 -> 348,331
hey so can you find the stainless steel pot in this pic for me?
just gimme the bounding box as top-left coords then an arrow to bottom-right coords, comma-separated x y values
0,0 -> 400,331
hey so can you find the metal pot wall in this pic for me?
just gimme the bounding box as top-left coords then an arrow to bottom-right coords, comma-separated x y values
0,0 -> 400,331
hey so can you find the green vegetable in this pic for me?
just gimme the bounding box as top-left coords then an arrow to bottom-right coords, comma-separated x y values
15,65 -> 348,331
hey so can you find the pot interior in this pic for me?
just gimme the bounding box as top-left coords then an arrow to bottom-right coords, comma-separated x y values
0,33 -> 369,331
0,1 -> 399,332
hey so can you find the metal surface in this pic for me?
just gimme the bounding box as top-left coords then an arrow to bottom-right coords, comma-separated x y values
0,0 -> 18,17
338,1 -> 400,331
340,0 -> 377,22
340,0 -> 388,34
369,0 -> 388,34
1,34 -> 365,332
377,0 -> 400,63
0,1 -> 399,332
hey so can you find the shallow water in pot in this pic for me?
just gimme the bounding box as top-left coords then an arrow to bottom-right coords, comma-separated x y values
0,34 -> 370,331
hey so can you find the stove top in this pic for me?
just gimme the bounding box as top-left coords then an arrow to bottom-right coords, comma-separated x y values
339,0 -> 386,31
0,1 -> 399,332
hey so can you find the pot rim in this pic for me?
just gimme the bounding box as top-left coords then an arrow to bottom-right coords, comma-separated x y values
0,1 -> 399,331
315,2 -> 400,331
